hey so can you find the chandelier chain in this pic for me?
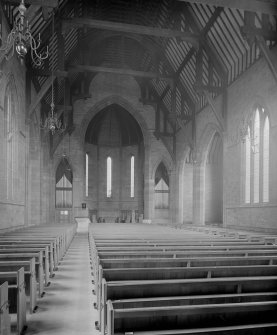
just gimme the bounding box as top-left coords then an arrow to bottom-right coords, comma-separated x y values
40,11 -> 65,135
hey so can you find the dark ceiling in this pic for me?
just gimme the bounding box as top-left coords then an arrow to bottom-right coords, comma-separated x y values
1,0 -> 276,145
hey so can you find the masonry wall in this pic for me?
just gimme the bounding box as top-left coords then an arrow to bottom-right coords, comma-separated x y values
53,72 -> 173,223
84,143 -> 144,220
0,8 -> 27,229
175,47 -> 277,232
224,50 -> 277,232
0,4 -> 53,230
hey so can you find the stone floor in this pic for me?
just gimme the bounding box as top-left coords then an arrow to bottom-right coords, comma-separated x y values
24,233 -> 98,335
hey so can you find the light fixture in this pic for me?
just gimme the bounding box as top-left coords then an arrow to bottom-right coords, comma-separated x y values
0,0 -> 48,65
41,100 -> 65,135
41,12 -> 65,135
231,115 -> 259,153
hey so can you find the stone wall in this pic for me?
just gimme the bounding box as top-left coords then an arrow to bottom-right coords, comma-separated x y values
176,47 -> 277,232
0,6 -> 27,229
53,73 -> 173,223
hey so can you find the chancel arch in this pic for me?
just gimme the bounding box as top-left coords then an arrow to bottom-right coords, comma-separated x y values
84,103 -> 144,223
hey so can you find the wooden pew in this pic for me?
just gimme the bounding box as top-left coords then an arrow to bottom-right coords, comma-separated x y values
0,239 -> 56,276
102,265 -> 277,281
97,249 -> 277,259
0,253 -> 44,297
89,224 -> 277,335
11,224 -> 76,259
0,235 -> 59,269
106,299 -> 277,335
0,268 -> 26,335
0,259 -> 37,313
0,246 -> 50,286
109,291 -> 277,308
100,276 -> 277,334
96,264 -> 277,329
0,281 -> 10,335
2,228 -> 66,263
97,265 -> 277,311
96,244 -> 277,252
99,255 -> 277,269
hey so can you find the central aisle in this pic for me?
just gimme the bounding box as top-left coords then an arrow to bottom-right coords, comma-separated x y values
25,233 -> 97,335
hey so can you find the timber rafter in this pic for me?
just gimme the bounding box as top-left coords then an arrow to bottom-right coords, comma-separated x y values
62,17 -> 200,48
177,0 -> 277,15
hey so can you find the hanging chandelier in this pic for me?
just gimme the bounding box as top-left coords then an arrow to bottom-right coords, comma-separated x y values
0,0 -> 48,65
41,101 -> 65,135
41,12 -> 65,135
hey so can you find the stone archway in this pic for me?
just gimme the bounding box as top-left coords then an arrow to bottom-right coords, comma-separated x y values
82,100 -> 146,223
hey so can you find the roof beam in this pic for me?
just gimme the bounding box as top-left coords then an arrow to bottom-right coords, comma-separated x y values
31,69 -> 68,77
29,76 -> 55,117
69,64 -> 173,83
3,0 -> 58,7
177,0 -> 277,15
25,5 -> 41,22
62,18 -> 199,48
182,5 -> 228,84
203,90 -> 225,131
256,34 -> 277,84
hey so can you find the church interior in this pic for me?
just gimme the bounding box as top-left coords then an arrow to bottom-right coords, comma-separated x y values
0,0 -> 277,334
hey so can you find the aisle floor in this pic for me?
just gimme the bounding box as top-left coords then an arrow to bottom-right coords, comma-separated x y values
25,233 -> 98,335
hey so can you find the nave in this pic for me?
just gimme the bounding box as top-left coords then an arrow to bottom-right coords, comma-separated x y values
25,233 -> 95,335
1,222 -> 277,334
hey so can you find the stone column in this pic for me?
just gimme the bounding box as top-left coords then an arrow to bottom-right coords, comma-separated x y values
193,162 -> 205,226
144,178 -> 154,221
222,132 -> 228,227
169,168 -> 177,223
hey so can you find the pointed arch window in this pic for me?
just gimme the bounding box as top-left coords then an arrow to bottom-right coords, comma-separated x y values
155,162 -> 169,209
4,78 -> 17,200
130,155 -> 135,198
253,110 -> 260,203
85,153 -> 89,197
243,106 -> 270,204
56,159 -> 73,208
263,116 -> 269,202
245,126 -> 251,204
107,157 -> 112,198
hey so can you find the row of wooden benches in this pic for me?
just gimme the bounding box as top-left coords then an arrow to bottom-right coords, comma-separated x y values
164,222 -> 277,244
89,223 -> 277,335
0,224 -> 76,335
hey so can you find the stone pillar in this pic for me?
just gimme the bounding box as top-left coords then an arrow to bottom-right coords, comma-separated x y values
222,132 -> 228,227
193,162 -> 205,226
144,178 -> 154,221
71,133 -> 85,219
169,168 -> 177,223
178,163 -> 194,224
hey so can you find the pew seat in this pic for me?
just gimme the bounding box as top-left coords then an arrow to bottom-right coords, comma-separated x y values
0,259 -> 37,313
106,300 -> 277,335
0,281 -> 10,335
0,253 -> 44,297
0,268 -> 26,335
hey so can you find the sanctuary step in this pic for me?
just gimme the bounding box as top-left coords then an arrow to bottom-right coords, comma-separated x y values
75,217 -> 91,233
